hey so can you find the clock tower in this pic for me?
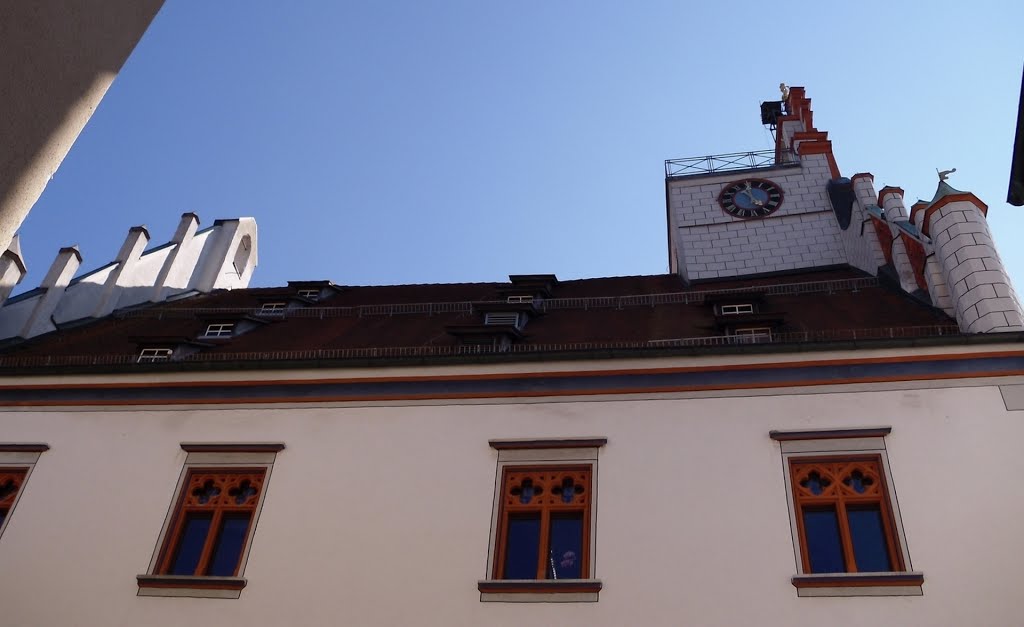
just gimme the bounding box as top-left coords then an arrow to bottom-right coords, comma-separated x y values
665,86 -> 884,283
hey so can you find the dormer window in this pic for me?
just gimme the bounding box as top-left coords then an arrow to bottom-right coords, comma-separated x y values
259,302 -> 287,316
730,327 -> 772,344
202,323 -> 235,338
720,303 -> 755,315
484,312 -> 522,328
297,289 -> 320,301
137,348 -> 173,363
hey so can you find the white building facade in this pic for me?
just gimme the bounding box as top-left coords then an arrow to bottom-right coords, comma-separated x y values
1,347 -> 1023,625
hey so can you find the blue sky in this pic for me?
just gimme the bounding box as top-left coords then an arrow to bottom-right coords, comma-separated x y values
15,0 -> 1024,293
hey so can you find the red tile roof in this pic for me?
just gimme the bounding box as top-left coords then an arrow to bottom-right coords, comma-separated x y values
0,267 -> 956,367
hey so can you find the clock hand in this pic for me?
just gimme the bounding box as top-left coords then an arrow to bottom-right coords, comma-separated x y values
741,182 -> 764,206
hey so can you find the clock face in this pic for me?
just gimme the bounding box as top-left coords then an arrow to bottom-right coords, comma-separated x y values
718,178 -> 784,219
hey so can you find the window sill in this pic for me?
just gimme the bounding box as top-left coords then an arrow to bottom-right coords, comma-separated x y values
478,579 -> 601,603
792,572 -> 924,597
136,575 -> 247,599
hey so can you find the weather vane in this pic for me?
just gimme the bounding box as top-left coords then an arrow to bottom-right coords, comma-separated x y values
937,167 -> 956,182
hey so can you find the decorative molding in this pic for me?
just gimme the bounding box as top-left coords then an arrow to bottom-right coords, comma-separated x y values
136,575 -> 247,590
477,579 -> 602,594
0,443 -> 49,452
877,186 -> 905,206
3,349 -> 1024,406
770,427 -> 891,441
913,192 -> 990,236
179,443 -> 285,453
489,438 -> 607,450
792,572 -> 923,588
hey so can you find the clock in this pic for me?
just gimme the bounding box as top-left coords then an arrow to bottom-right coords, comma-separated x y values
717,178 -> 784,219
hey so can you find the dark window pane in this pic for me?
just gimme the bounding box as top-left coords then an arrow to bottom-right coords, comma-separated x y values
503,514 -> 540,579
848,505 -> 893,572
0,508 -> 7,528
547,513 -> 583,579
803,508 -> 845,573
207,513 -> 252,576
170,513 -> 213,575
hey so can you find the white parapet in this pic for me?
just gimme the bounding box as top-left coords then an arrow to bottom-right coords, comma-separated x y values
0,214 -> 259,341
18,246 -> 82,338
0,234 -> 27,303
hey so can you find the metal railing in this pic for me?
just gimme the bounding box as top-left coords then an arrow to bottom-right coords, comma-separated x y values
647,325 -> 960,347
109,277 -> 881,321
665,149 -> 797,178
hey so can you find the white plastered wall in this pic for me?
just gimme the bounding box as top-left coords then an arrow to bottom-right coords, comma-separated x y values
0,366 -> 1022,625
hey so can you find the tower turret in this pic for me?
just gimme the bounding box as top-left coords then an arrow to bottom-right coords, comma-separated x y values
911,181 -> 1024,332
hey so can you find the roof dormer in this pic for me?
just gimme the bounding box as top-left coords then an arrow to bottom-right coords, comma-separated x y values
287,280 -> 343,304
497,274 -> 558,303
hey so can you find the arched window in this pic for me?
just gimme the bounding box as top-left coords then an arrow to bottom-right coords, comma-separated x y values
231,235 -> 252,277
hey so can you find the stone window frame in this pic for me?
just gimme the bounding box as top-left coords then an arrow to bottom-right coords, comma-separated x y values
770,427 -> 923,597
0,444 -> 49,541
136,443 -> 284,599
478,438 -> 605,603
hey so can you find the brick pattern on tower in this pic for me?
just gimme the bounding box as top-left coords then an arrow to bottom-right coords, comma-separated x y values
912,186 -> 1024,332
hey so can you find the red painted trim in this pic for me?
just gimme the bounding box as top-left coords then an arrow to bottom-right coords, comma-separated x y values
776,87 -> 813,156
5,349 -> 1023,392
792,130 -> 829,143
909,201 -> 929,227
901,235 -> 930,290
912,192 -> 989,236
870,216 -> 894,265
5,367 -> 1024,407
3,351 -> 1023,407
772,87 -> 841,178
794,140 -> 841,178
877,186 -> 905,207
